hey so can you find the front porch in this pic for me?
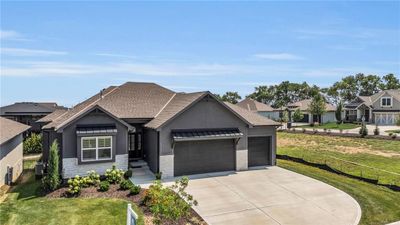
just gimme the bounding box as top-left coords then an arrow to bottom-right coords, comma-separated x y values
344,104 -> 373,123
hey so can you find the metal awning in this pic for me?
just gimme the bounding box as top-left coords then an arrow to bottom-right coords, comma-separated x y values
76,125 -> 117,135
172,128 -> 243,142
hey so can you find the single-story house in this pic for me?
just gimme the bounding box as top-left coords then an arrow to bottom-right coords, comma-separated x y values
287,99 -> 336,123
41,82 -> 280,179
236,98 -> 280,121
0,102 -> 66,133
344,89 -> 400,125
0,117 -> 30,186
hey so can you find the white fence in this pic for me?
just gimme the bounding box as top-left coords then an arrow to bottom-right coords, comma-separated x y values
126,203 -> 138,225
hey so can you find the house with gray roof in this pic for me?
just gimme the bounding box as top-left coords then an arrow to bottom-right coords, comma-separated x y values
0,102 -> 66,132
236,98 -> 281,121
40,82 -> 280,178
0,117 -> 30,186
287,99 -> 337,124
344,89 -> 400,125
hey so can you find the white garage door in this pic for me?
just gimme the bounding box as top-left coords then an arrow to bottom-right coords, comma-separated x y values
375,113 -> 398,125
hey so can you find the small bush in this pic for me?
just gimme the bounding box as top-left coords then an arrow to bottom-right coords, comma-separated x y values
339,129 -> 343,133
86,170 -> 100,185
373,125 -> 380,135
388,132 -> 393,137
327,129 -> 331,134
359,123 -> 368,138
120,179 -> 133,190
392,134 -> 397,139
143,177 -> 197,224
129,184 -> 141,195
23,133 -> 42,154
67,175 -> 83,196
105,165 -> 124,184
155,172 -> 162,180
124,169 -> 133,179
99,181 -> 110,192
323,128 -> 327,132
302,128 -> 306,133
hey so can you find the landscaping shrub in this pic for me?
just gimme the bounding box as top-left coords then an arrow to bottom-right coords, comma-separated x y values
143,177 -> 197,224
359,123 -> 368,137
23,133 -> 42,154
374,125 -> 380,135
105,165 -> 124,184
99,181 -> 110,192
129,184 -> 141,195
86,170 -> 100,185
155,172 -> 162,180
42,140 -> 60,191
388,132 -> 393,137
124,169 -> 133,179
339,129 -> 343,133
120,179 -> 133,190
302,128 -> 306,133
67,175 -> 84,196
392,134 -> 397,139
292,108 -> 304,122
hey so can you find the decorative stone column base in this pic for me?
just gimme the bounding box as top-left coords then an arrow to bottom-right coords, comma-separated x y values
159,154 -> 174,178
236,149 -> 248,171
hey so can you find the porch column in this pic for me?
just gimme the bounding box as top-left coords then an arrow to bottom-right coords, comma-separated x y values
357,110 -> 361,121
369,108 -> 372,122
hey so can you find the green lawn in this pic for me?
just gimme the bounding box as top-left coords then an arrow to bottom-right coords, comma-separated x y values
278,132 -> 400,185
278,160 -> 400,225
297,122 -> 360,130
385,129 -> 400,134
0,160 -> 144,225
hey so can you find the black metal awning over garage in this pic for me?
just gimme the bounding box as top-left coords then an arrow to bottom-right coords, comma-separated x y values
172,128 -> 243,142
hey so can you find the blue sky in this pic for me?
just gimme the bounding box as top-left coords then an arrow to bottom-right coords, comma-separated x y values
1,1 -> 399,107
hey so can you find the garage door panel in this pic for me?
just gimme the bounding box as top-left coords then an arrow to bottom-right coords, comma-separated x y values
174,139 -> 235,176
248,136 -> 271,167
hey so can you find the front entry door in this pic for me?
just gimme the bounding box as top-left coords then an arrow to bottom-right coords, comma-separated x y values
364,109 -> 370,122
129,133 -> 142,159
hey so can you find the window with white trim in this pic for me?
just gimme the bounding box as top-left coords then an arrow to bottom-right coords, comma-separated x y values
81,136 -> 112,161
381,97 -> 392,107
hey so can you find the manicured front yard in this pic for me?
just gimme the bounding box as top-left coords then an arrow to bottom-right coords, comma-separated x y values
278,160 -> 400,225
297,122 -> 360,130
0,161 -> 144,225
278,132 -> 400,185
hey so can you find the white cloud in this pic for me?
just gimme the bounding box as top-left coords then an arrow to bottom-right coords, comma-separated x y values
253,53 -> 304,60
94,53 -> 137,59
1,48 -> 68,56
0,30 -> 31,41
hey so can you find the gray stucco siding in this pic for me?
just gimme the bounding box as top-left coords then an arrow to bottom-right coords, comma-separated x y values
61,110 -> 128,160
143,128 -> 159,173
159,98 -> 249,156
0,134 -> 22,160
0,134 -> 24,185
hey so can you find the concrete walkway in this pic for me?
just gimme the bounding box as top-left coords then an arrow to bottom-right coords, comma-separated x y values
133,167 -> 361,225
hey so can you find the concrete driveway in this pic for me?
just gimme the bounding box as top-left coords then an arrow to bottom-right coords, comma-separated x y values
184,167 -> 361,225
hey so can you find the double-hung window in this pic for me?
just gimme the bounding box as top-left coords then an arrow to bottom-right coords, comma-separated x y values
81,136 -> 112,162
381,97 -> 392,107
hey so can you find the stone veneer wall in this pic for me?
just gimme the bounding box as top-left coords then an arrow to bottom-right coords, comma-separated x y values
62,154 -> 128,178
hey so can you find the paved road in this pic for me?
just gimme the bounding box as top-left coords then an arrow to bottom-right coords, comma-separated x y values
184,167 -> 361,225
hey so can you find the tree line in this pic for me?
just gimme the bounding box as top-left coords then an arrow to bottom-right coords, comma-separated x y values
215,73 -> 400,107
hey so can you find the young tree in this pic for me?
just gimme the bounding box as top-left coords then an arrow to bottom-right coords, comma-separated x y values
43,140 -> 60,191
335,101 -> 343,124
309,94 -> 326,124
292,108 -> 304,122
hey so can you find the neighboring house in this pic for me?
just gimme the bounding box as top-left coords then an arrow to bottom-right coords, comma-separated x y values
0,102 -> 66,132
236,98 -> 280,121
344,89 -> 400,125
287,99 -> 336,123
0,117 -> 30,186
41,82 -> 280,179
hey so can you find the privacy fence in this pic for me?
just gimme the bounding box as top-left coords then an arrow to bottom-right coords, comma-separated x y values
277,154 -> 400,192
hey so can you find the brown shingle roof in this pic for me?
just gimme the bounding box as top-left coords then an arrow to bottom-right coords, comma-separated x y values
224,102 -> 281,126
145,92 -> 207,129
0,117 -> 30,144
37,109 -> 68,123
236,98 -> 275,112
288,99 -> 336,111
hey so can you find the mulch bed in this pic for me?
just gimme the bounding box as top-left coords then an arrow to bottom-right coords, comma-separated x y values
46,184 -> 206,225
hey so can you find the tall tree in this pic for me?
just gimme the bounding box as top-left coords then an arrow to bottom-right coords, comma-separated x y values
309,94 -> 326,124
380,74 -> 400,90
335,101 -> 343,123
217,91 -> 242,104
43,140 -> 60,191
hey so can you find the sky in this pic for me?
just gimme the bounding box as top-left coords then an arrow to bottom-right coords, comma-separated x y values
1,1 -> 399,107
